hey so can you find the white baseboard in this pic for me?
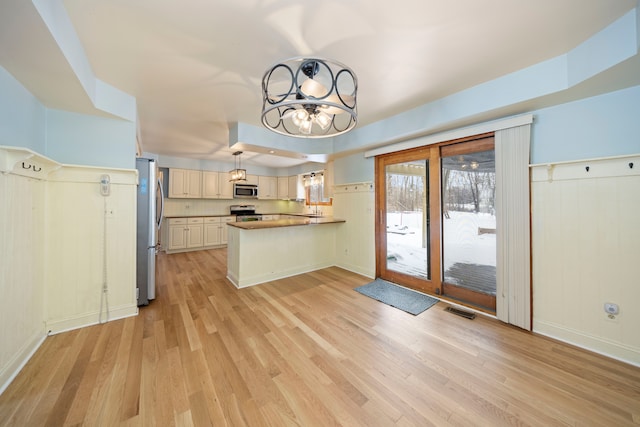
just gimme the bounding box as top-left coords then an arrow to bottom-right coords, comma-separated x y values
229,261 -> 336,289
334,261 -> 375,279
46,304 -> 139,335
533,320 -> 640,367
0,330 -> 47,395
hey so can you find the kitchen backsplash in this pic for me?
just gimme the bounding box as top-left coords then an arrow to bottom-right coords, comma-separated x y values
163,198 -> 333,217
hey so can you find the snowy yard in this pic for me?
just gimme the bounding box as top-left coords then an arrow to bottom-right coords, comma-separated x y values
386,211 -> 496,285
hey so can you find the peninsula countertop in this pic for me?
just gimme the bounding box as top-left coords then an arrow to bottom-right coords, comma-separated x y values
228,216 -> 345,230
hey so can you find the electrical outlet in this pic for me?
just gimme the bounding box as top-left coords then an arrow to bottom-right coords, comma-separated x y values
604,303 -> 619,315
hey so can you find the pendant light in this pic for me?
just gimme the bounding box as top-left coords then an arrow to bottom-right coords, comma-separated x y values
229,151 -> 246,182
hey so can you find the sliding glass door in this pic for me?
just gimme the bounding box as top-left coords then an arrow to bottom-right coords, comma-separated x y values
376,135 -> 496,311
440,142 -> 496,310
385,159 -> 430,279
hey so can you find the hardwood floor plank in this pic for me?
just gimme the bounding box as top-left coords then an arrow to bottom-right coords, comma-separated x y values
1,248 -> 639,426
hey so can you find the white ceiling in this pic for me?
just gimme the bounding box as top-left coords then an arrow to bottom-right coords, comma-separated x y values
1,0 -> 638,168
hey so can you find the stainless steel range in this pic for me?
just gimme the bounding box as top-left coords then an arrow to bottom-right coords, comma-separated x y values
230,204 -> 262,222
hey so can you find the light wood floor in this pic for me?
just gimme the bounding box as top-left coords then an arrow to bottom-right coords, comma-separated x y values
1,249 -> 639,426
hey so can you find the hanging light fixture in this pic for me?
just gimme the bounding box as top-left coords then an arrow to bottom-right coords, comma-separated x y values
229,151 -> 246,182
303,172 -> 323,187
261,57 -> 357,138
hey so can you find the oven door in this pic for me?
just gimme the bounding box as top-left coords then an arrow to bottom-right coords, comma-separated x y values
236,215 -> 262,222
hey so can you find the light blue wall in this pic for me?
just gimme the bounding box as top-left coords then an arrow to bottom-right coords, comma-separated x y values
334,152 -> 374,184
531,85 -> 640,164
332,84 -> 640,183
45,109 -> 137,169
0,65 -> 137,169
0,66 -> 46,152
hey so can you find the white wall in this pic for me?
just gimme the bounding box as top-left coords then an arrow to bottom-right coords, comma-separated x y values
531,156 -> 640,365
333,183 -> 376,278
45,166 -> 138,333
0,172 -> 46,393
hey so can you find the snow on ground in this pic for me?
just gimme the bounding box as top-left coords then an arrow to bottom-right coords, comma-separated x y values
386,211 -> 496,277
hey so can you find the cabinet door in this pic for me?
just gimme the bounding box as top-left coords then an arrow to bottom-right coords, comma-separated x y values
277,176 -> 289,199
169,225 -> 187,249
246,174 -> 259,185
219,176 -> 234,199
186,170 -> 202,198
202,171 -> 220,198
288,175 -> 304,200
258,176 -> 277,199
169,169 -> 187,198
187,223 -> 204,248
220,216 -> 234,244
204,223 -> 221,246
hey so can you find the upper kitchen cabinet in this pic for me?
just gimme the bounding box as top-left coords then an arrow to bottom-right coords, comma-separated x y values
277,176 -> 289,200
202,171 -> 233,199
169,168 -> 202,198
258,176 -> 277,199
246,174 -> 259,185
288,175 -> 305,200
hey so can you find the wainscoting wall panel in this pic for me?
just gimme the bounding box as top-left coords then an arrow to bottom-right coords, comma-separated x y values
45,166 -> 138,333
0,173 -> 46,393
332,182 -> 375,278
531,154 -> 640,365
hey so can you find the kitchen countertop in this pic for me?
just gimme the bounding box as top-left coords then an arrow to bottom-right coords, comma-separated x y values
164,214 -> 235,218
229,217 -> 345,230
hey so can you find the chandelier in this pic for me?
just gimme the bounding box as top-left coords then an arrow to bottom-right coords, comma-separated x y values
261,57 -> 357,138
228,151 -> 246,182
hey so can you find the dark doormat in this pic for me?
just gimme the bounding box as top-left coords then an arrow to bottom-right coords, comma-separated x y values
354,278 -> 439,315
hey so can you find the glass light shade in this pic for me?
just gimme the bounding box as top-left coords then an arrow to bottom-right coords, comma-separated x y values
292,109 -> 308,126
299,118 -> 313,134
229,169 -> 246,181
314,111 -> 331,130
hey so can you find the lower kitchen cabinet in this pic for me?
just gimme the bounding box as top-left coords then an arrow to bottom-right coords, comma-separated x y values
168,218 -> 188,250
167,216 -> 234,253
204,217 -> 221,246
220,216 -> 234,244
186,218 -> 204,248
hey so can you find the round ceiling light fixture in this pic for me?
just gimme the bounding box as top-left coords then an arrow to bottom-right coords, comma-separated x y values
261,57 -> 357,138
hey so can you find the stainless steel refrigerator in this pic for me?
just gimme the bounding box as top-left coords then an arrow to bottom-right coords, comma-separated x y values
136,158 -> 164,306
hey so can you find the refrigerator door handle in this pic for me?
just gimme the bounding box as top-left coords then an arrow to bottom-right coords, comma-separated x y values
157,177 -> 165,230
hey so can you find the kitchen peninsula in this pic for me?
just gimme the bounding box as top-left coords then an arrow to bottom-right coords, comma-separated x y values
227,217 -> 345,288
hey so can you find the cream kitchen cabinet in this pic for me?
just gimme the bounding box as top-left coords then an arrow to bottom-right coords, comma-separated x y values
220,216 -> 234,244
168,217 -> 204,251
288,175 -> 305,200
202,171 -> 233,199
245,174 -> 259,185
169,168 -> 202,198
204,217 -> 221,246
205,216 -> 235,246
277,176 -> 289,199
187,218 -> 204,248
258,176 -> 277,199
167,216 -> 233,253
168,218 -> 188,250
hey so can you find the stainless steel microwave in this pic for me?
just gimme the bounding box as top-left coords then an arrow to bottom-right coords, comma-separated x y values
233,183 -> 258,198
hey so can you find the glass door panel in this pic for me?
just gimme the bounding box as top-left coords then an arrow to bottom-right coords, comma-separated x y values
441,149 -> 496,309
385,160 -> 430,280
